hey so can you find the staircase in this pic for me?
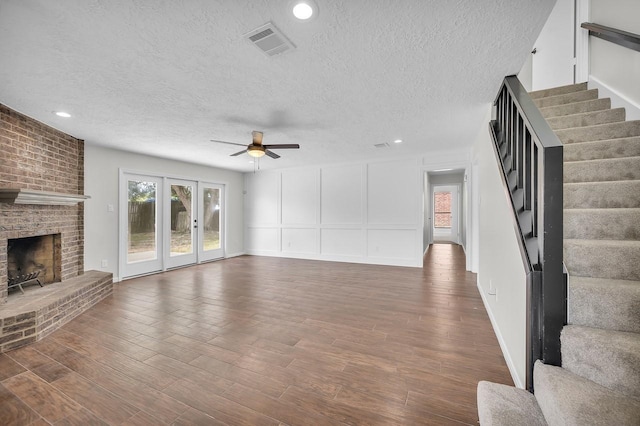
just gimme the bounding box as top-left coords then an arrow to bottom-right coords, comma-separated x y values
477,83 -> 640,425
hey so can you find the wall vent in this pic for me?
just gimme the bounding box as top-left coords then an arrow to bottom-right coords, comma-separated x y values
374,142 -> 390,149
244,22 -> 295,57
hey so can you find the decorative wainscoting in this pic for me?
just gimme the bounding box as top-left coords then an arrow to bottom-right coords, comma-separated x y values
244,158 -> 424,267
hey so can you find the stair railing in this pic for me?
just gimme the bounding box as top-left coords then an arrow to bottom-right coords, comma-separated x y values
489,76 -> 566,392
581,22 -> 640,53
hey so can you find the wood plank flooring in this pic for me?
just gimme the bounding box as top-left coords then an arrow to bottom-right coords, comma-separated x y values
0,244 -> 512,425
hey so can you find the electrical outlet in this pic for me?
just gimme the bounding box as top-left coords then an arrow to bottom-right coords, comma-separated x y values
101,259 -> 108,268
107,204 -> 114,212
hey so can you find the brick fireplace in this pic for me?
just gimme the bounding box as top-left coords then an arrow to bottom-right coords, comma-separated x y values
0,104 -> 112,351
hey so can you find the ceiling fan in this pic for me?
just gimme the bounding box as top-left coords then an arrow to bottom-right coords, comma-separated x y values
210,131 -> 299,159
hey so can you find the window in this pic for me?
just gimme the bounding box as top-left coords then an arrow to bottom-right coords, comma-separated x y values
434,192 -> 451,228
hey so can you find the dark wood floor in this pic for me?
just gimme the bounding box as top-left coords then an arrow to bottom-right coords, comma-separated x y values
0,244 -> 512,425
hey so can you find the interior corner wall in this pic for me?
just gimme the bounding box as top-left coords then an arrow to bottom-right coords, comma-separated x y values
84,145 -> 244,281
473,106 -> 528,388
244,158 -> 423,268
589,0 -> 640,114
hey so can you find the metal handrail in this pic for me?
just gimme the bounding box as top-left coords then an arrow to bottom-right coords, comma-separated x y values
581,22 -> 640,53
489,76 -> 566,391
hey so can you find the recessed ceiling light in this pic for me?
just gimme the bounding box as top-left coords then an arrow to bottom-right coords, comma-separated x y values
292,1 -> 315,20
55,111 -> 71,118
393,139 -> 403,144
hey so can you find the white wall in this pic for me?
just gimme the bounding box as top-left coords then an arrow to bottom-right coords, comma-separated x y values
589,0 -> 640,116
473,106 -> 528,389
245,158 -> 423,267
84,145 -> 244,281
422,172 -> 430,253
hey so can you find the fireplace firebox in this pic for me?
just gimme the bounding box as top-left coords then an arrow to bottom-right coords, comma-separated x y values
7,234 -> 61,293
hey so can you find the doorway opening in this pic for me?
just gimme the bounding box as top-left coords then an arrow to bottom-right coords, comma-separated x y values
432,185 -> 459,244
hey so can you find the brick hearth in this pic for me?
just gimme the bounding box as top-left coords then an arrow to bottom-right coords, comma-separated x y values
0,104 -> 112,351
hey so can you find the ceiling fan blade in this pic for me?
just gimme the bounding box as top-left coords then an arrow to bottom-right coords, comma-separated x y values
263,144 -> 300,149
252,131 -> 264,146
264,149 -> 280,159
230,149 -> 247,157
210,139 -> 247,147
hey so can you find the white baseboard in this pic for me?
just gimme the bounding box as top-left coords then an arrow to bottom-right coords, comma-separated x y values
225,252 -> 246,259
476,279 -> 525,389
589,76 -> 640,121
245,249 -> 422,268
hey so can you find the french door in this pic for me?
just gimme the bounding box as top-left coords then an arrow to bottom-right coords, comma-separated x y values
121,174 -> 164,278
198,183 -> 224,262
165,179 -> 197,269
121,173 -> 225,279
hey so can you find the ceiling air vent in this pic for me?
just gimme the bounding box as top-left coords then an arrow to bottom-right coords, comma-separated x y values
374,142 -> 390,149
244,22 -> 295,57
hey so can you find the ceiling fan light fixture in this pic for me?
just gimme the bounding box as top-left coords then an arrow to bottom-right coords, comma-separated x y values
247,146 -> 266,158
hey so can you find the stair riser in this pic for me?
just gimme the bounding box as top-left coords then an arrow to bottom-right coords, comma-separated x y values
564,157 -> 640,183
533,362 -> 640,426
569,278 -> 640,333
557,121 -> 640,144
565,209 -> 640,240
564,181 -> 640,209
530,82 -> 588,100
563,137 -> 640,161
564,241 -> 640,281
561,326 -> 640,399
533,90 -> 598,108
540,98 -> 611,119
547,108 -> 625,130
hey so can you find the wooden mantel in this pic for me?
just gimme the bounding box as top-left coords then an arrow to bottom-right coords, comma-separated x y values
0,188 -> 90,206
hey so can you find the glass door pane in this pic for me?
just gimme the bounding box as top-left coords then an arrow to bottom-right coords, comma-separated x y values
199,183 -> 224,261
166,179 -> 197,269
128,180 -> 157,262
170,184 -> 193,256
121,174 -> 163,278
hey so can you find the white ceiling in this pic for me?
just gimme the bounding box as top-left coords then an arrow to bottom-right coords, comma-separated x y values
0,0 -> 555,172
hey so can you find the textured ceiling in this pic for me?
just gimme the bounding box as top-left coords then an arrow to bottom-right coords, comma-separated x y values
0,0 -> 556,172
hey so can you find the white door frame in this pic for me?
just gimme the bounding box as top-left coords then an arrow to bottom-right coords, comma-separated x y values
420,160 -> 473,271
198,182 -> 225,262
165,178 -> 198,269
119,172 -> 164,279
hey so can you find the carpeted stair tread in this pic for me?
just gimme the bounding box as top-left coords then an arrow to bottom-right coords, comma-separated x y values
547,108 -> 625,130
477,381 -> 548,426
569,276 -> 640,333
564,156 -> 640,182
534,361 -> 640,426
563,136 -> 640,161
540,98 -> 611,119
564,239 -> 640,281
564,208 -> 640,240
529,82 -> 588,100
556,120 -> 640,144
561,325 -> 640,399
564,180 -> 640,209
533,89 -> 599,109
